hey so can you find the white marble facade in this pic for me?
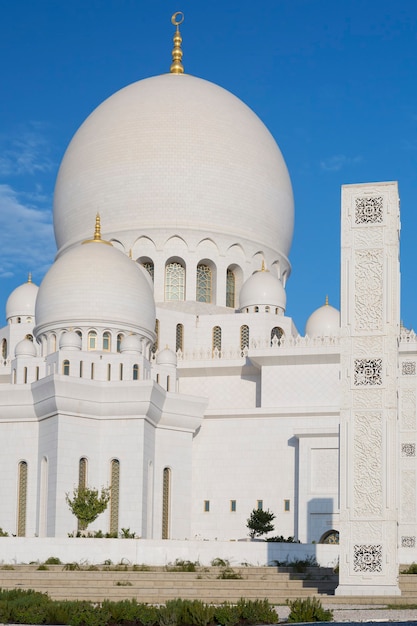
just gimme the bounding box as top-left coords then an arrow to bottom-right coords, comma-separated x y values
0,49 -> 416,597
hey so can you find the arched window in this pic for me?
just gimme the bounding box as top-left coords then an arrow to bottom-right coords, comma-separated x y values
23,367 -> 27,384
119,363 -> 123,380
88,331 -> 97,350
152,319 -> 159,354
110,459 -> 120,535
78,457 -> 88,531
271,327 -> 284,345
103,332 -> 111,351
254,306 -> 259,313
240,325 -> 250,350
17,317 -> 21,323
79,361 -> 83,377
107,364 -> 111,381
226,269 -> 236,308
320,530 -> 339,544
117,334 -> 124,353
133,364 -> 139,380
91,363 -> 94,380
2,339 -> 7,359
142,261 -> 154,281
176,324 -> 184,352
17,461 -> 28,537
265,306 -> 270,313
212,326 -> 222,352
50,334 -> 56,352
162,467 -> 171,539
63,360 -> 70,375
165,261 -> 185,301
196,264 -> 212,303
79,458 -> 87,490
35,366 -> 39,381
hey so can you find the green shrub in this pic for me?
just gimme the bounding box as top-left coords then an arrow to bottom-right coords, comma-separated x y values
287,597 -> 333,622
0,564 -> 14,570
166,558 -> 199,572
211,557 -> 230,567
115,579 -> 132,586
236,598 -> 278,624
63,561 -> 81,570
265,535 -> 300,543
133,562 -> 151,571
44,556 -> 62,565
0,527 -> 9,537
214,602 -> 240,626
37,563 -> 49,570
217,566 -> 243,579
402,562 -> 417,574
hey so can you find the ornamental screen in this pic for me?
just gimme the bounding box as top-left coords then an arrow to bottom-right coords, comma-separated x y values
165,262 -> 185,301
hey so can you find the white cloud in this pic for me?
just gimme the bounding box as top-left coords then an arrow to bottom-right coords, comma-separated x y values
0,184 -> 55,279
0,123 -> 55,177
320,154 -> 362,172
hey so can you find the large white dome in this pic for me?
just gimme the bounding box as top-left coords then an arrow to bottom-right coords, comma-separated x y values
34,240 -> 155,340
53,73 -> 294,263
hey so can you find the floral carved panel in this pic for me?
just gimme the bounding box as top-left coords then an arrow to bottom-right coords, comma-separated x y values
354,412 -> 383,517
354,359 -> 383,386
402,362 -> 416,376
354,249 -> 383,331
401,470 -> 416,523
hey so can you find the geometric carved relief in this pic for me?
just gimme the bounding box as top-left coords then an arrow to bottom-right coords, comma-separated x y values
401,470 -> 416,523
354,412 -> 383,517
401,536 -> 416,548
355,196 -> 383,224
354,249 -> 383,331
353,389 -> 383,409
353,544 -> 382,572
402,361 -> 416,376
354,359 -> 383,386
401,443 -> 416,457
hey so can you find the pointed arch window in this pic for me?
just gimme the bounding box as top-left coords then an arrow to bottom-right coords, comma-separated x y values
142,261 -> 154,281
176,324 -> 184,352
17,461 -> 28,537
196,264 -> 212,303
212,326 -> 222,352
271,327 -> 284,345
88,331 -> 97,350
240,325 -> 250,351
63,360 -> 70,375
165,261 -> 185,301
162,467 -> 171,539
103,332 -> 111,351
110,459 -> 120,535
2,338 -> 7,359
117,334 -> 124,353
226,269 -> 236,308
133,364 -> 139,380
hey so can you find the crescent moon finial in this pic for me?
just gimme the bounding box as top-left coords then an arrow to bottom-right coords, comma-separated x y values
170,12 -> 185,74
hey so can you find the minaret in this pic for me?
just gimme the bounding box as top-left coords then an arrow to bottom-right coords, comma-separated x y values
337,182 -> 401,595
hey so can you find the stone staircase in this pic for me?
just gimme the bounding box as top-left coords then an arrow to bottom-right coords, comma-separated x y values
1,565 -> 417,605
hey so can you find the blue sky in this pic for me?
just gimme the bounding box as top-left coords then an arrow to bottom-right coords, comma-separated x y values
0,0 -> 416,332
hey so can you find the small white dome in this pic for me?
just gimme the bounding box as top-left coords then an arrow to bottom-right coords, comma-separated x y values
120,334 -> 142,354
6,278 -> 38,321
305,299 -> 340,337
156,347 -> 177,367
15,338 -> 37,358
35,238 -> 156,342
239,268 -> 286,311
59,331 -> 82,350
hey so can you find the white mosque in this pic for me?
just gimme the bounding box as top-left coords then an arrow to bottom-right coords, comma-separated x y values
0,14 -> 416,596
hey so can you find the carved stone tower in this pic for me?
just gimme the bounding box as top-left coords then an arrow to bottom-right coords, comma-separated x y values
337,182 -> 401,595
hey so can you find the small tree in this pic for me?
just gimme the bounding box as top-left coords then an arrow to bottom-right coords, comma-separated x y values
66,486 -> 110,531
246,508 -> 275,539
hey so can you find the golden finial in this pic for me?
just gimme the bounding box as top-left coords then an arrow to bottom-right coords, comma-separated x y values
170,12 -> 184,74
325,295 -> 329,306
261,260 -> 266,271
129,249 -> 133,259
27,272 -> 32,283
82,213 -> 112,245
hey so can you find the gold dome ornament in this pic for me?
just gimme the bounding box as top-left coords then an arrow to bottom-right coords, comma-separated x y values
82,213 -> 112,245
170,12 -> 185,74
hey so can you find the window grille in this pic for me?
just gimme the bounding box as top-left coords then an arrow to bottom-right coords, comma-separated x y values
88,331 -> 97,350
103,332 -> 111,351
240,325 -> 249,350
162,468 -> 171,539
212,326 -> 222,352
17,461 -> 28,537
176,324 -> 184,352
165,262 -> 185,301
270,327 -> 284,345
196,264 -> 212,303
110,460 -> 120,535
226,269 -> 235,308
142,261 -> 154,281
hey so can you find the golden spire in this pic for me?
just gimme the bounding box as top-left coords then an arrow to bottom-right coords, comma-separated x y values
27,272 -> 32,283
82,213 -> 112,245
170,12 -> 184,74
325,295 -> 329,306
